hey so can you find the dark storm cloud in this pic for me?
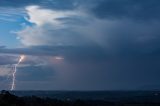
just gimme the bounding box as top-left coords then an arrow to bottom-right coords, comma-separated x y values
0,46 -> 5,49
0,45 -> 109,61
92,0 -> 160,20
0,0 -> 77,10
0,46 -> 59,56
2,0 -> 160,20
17,65 -> 54,81
103,20 -> 160,57
1,43 -> 160,63
0,55 -> 17,65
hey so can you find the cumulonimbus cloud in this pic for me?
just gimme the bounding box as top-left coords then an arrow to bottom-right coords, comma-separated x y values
16,5 -> 88,46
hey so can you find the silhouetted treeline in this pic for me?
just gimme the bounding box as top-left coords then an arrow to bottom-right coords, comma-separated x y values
1,90 -> 160,106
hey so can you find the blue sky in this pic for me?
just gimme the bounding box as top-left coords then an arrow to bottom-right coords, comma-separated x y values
0,0 -> 160,90
0,19 -> 20,47
0,8 -> 30,47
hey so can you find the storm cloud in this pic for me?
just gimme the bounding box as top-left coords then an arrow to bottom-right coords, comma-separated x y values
0,0 -> 160,90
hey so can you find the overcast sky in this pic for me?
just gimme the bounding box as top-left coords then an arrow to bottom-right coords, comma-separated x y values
0,0 -> 160,90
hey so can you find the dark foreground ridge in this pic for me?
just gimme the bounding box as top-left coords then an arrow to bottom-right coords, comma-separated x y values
1,90 -> 160,106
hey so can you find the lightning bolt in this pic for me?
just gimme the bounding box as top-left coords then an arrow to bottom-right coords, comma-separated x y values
11,55 -> 25,91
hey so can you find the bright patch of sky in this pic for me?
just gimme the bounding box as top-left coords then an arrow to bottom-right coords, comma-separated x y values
0,7 -> 32,47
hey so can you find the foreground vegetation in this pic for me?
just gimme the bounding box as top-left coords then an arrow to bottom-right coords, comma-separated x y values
0,90 -> 160,106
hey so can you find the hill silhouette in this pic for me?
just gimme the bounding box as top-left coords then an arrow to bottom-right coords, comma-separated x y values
1,90 -> 160,106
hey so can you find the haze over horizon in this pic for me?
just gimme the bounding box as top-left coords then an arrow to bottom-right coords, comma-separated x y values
0,0 -> 160,90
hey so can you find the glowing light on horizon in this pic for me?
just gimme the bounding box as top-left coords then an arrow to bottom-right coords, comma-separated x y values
11,55 -> 25,91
